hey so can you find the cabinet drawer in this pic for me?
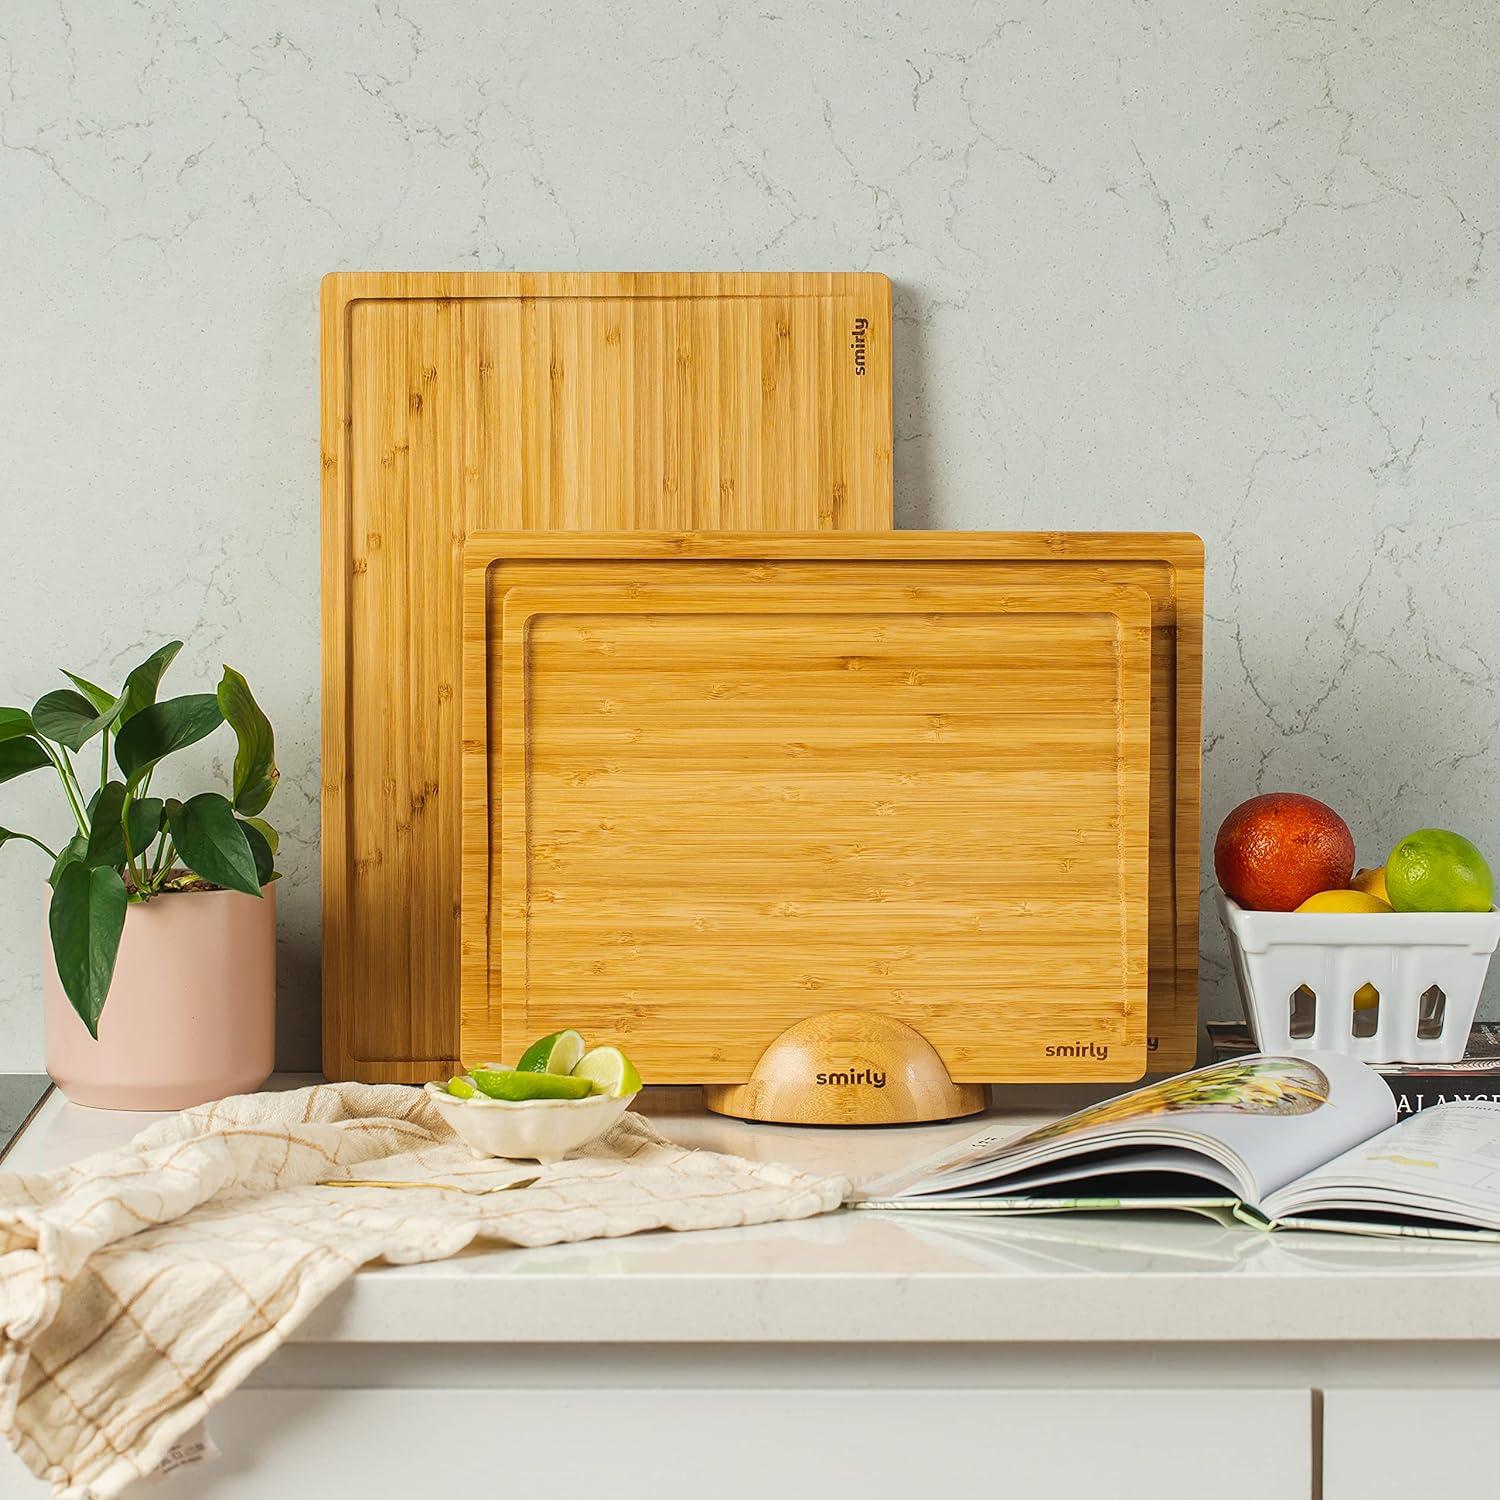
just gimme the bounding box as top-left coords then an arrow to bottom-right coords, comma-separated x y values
1325,1389 -> 1499,1497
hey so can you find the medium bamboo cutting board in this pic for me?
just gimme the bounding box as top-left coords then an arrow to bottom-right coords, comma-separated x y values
457,530 -> 1204,1078
321,272 -> 894,1082
461,534 -> 1157,1084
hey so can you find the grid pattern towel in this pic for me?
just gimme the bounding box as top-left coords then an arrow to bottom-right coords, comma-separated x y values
0,1083 -> 848,1498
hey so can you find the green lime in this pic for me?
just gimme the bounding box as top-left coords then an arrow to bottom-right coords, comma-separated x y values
446,1076 -> 476,1099
1386,829 -> 1495,913
570,1045 -> 642,1098
516,1029 -> 586,1075
471,1068 -> 593,1101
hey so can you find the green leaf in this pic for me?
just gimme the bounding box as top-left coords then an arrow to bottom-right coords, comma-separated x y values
117,642 -> 183,726
61,672 -> 118,716
0,708 -> 35,742
217,667 -> 278,815
48,863 -> 128,1039
83,782 -> 127,867
168,791 -> 262,896
238,817 -> 276,887
0,736 -> 51,786
32,689 -> 114,751
127,796 -> 165,858
242,815 -> 279,856
48,834 -> 87,888
114,693 -> 223,790
80,782 -> 164,870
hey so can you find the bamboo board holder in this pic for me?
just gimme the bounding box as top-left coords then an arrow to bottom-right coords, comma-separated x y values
321,272 -> 894,1082
462,533 -> 1162,1103
702,1012 -> 988,1124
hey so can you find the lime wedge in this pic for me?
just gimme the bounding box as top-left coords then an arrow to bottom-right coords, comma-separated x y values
571,1045 -> 642,1098
516,1029 -> 586,1075
471,1068 -> 593,1102
446,1076 -> 476,1099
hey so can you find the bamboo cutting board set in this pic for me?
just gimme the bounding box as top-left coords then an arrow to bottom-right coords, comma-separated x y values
321,271 -> 1204,1122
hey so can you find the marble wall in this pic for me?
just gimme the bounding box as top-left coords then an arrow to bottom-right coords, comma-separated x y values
1,1 -> 1496,1070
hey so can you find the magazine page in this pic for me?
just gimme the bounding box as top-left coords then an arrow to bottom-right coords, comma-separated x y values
860,1052 -> 1393,1207
917,1148 -> 1245,1198
1262,1099 -> 1500,1236
864,1196 -> 1251,1230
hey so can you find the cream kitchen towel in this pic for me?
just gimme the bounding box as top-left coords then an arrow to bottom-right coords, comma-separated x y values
0,1083 -> 848,1499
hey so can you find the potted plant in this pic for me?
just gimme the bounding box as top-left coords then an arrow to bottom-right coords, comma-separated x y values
0,641 -> 280,1109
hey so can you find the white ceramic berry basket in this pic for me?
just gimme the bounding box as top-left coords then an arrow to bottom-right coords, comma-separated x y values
1217,893 -> 1500,1064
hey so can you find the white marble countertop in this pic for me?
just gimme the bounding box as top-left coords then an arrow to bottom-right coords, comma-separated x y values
12,1076 -> 1500,1347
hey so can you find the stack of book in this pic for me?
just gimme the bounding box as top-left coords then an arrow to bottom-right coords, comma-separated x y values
1207,1021 -> 1500,1117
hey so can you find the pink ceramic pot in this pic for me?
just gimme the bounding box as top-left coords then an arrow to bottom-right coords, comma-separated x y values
43,883 -> 276,1110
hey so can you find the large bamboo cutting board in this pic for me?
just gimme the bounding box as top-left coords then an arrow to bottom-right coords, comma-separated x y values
322,273 -> 894,1082
461,534 -> 1157,1084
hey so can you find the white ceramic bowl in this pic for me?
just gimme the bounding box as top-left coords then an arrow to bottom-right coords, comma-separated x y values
423,1083 -> 638,1163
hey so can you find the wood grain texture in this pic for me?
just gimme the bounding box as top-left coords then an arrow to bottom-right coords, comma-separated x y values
462,534 -> 1158,1085
321,273 -> 894,1081
702,1012 -> 988,1124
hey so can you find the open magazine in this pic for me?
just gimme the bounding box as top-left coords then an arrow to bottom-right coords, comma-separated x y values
858,1051 -> 1500,1242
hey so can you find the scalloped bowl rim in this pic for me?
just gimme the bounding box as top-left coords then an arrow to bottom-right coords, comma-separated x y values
423,1081 -> 640,1111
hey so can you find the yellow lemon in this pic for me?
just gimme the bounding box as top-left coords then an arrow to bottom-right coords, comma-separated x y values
1352,982 -> 1380,1011
1352,866 -> 1389,904
1296,889 -> 1393,914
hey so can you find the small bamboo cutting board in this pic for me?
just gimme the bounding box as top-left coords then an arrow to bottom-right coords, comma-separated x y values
321,273 -> 894,1082
462,533 -> 1156,1084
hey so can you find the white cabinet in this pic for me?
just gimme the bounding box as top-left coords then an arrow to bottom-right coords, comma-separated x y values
122,1387 -> 1311,1500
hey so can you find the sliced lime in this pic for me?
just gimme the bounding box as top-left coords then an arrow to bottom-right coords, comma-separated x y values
516,1029 -> 586,1075
446,1076 -> 476,1099
471,1068 -> 593,1102
570,1045 -> 642,1098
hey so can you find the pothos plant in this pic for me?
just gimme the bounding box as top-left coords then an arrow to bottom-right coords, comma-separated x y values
0,641 -> 279,1038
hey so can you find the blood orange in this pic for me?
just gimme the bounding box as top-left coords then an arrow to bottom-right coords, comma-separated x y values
1214,793 -> 1355,911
